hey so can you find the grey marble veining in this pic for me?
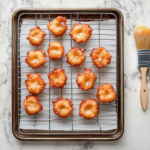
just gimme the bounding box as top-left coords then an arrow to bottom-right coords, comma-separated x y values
1,0 -> 150,149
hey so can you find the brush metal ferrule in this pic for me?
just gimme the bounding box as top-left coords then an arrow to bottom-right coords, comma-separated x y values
138,49 -> 150,67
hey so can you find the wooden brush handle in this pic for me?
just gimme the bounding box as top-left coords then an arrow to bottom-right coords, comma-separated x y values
140,68 -> 148,111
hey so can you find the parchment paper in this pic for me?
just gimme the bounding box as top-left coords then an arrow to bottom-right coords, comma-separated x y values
19,19 -> 117,132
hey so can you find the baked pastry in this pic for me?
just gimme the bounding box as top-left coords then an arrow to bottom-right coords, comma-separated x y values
65,47 -> 86,67
79,98 -> 99,119
90,47 -> 112,68
26,26 -> 46,46
47,16 -> 67,37
25,50 -> 47,69
24,95 -> 43,115
76,68 -> 97,91
47,41 -> 65,60
25,73 -> 46,95
97,83 -> 116,103
69,24 -> 93,43
52,97 -> 74,118
48,68 -> 67,88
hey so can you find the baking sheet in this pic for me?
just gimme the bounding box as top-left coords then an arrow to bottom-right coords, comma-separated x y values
19,19 -> 117,132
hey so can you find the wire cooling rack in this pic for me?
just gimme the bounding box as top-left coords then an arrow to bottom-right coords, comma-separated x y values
17,12 -> 118,135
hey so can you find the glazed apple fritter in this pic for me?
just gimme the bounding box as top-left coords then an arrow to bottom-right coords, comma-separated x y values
24,95 -> 43,115
90,47 -> 112,68
97,83 -> 116,103
47,41 -> 65,60
69,24 -> 93,43
79,98 -> 99,119
25,50 -> 47,69
47,16 -> 67,37
76,68 -> 97,91
26,26 -> 46,46
25,73 -> 46,95
47,68 -> 67,88
65,47 -> 86,67
52,97 -> 74,118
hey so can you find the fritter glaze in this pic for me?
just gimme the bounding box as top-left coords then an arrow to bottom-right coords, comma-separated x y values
48,68 -> 67,88
76,68 -> 97,91
24,95 -> 43,115
90,47 -> 112,68
25,50 -> 47,69
69,24 -> 93,43
47,16 -> 67,37
26,26 -> 46,46
65,47 -> 86,67
52,97 -> 74,118
25,73 -> 46,95
97,83 -> 116,103
47,41 -> 65,60
79,99 -> 99,119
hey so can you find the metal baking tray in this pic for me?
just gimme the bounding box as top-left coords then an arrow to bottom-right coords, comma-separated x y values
12,8 -> 124,141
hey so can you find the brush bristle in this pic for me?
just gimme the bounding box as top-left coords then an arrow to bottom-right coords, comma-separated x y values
134,26 -> 150,49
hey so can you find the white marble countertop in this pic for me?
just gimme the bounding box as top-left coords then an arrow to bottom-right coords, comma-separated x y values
1,0 -> 150,149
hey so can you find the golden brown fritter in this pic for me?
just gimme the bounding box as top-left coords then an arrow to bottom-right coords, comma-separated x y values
76,68 -> 97,91
52,97 -> 74,118
24,95 -> 43,115
25,50 -> 47,69
90,47 -> 112,68
47,68 -> 67,88
69,24 -> 93,43
65,47 -> 86,67
79,98 -> 99,119
47,16 -> 67,37
97,83 -> 116,103
25,73 -> 46,95
47,41 -> 65,60
26,26 -> 46,46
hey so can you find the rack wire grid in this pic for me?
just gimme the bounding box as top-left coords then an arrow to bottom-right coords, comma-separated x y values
17,12 -> 118,135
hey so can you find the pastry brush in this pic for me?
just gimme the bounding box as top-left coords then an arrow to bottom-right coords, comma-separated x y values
134,26 -> 150,110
